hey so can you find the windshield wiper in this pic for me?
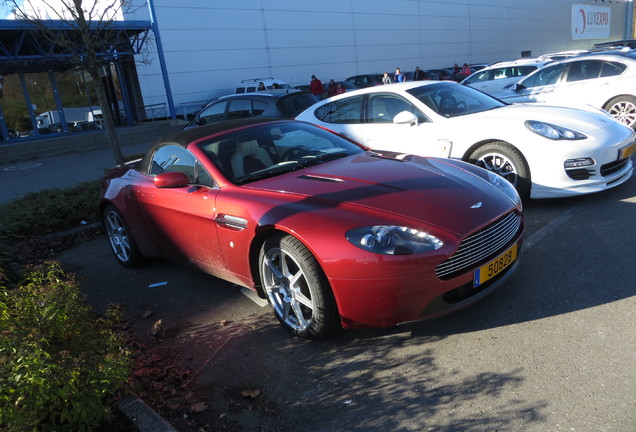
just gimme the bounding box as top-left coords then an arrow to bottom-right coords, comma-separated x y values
235,166 -> 293,184
296,152 -> 350,168
236,152 -> 351,184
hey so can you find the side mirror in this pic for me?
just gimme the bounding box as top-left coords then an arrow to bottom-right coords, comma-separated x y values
154,171 -> 190,188
393,111 -> 418,126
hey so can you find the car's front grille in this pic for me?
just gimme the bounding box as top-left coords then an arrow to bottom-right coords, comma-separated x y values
435,211 -> 522,280
565,168 -> 594,180
601,158 -> 629,177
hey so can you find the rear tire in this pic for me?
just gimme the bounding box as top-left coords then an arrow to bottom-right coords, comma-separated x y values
103,204 -> 144,268
259,233 -> 339,339
604,95 -> 636,129
468,142 -> 531,199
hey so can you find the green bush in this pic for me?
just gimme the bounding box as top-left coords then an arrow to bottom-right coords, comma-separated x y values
0,261 -> 131,431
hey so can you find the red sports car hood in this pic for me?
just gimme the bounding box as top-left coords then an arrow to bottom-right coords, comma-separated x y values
246,153 -> 518,235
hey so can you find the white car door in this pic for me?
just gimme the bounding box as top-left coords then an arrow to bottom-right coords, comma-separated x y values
503,63 -> 567,104
548,59 -> 625,109
361,93 -> 452,157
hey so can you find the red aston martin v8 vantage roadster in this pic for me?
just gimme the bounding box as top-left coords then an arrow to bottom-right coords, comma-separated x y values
100,118 -> 524,338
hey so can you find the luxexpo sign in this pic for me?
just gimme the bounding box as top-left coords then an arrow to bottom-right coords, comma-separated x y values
572,4 -> 611,39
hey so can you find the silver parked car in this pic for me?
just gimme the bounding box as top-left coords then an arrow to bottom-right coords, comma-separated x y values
492,50 -> 636,129
461,59 -> 551,94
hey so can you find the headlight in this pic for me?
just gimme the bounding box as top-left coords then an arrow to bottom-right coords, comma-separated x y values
486,170 -> 522,208
346,226 -> 443,255
525,120 -> 586,140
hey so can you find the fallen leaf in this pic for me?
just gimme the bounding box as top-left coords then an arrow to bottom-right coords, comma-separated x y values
149,319 -> 162,337
190,401 -> 207,413
241,389 -> 260,398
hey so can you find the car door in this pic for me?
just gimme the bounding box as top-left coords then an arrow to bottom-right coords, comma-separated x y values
136,144 -> 226,276
553,59 -> 626,108
360,93 -> 452,157
542,59 -> 604,107
504,62 -> 567,104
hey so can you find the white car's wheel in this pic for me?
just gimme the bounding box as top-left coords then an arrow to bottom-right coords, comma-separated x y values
604,96 -> 636,129
259,233 -> 339,339
469,142 -> 531,199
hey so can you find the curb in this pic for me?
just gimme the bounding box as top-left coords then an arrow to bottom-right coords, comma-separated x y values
42,222 -> 102,240
116,394 -> 178,432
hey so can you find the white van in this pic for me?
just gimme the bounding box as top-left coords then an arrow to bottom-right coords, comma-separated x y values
235,78 -> 291,94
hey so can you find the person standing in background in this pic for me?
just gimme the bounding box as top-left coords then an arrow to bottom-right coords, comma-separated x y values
309,75 -> 324,100
382,72 -> 392,84
394,68 -> 405,83
413,66 -> 425,80
327,79 -> 338,97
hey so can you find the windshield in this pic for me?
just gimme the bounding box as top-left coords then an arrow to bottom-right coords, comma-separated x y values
197,121 -> 364,184
407,82 -> 506,118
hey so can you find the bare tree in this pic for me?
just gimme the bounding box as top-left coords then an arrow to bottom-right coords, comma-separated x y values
4,0 -> 147,165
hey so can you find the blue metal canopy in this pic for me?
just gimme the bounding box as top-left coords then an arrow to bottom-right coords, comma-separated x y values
0,19 -> 151,74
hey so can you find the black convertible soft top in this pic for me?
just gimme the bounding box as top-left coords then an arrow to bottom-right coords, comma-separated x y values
162,116 -> 290,147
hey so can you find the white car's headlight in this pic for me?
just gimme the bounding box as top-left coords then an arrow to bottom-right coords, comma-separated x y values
525,120 -> 586,140
346,226 -> 443,255
486,170 -> 522,208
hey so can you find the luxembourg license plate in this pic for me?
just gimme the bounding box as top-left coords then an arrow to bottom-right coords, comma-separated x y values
619,142 -> 636,160
474,243 -> 518,288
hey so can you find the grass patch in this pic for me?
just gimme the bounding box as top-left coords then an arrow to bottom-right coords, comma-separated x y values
0,180 -> 101,238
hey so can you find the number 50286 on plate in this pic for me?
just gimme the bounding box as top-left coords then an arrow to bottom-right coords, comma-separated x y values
474,243 -> 518,287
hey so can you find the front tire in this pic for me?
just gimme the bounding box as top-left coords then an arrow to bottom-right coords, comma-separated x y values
604,95 -> 636,129
259,234 -> 339,339
468,142 -> 531,199
103,204 -> 144,268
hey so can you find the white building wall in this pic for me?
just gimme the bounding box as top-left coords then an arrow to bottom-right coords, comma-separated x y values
129,0 -> 631,114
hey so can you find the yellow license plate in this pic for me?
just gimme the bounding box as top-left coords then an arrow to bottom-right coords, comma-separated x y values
620,142 -> 636,159
474,243 -> 518,287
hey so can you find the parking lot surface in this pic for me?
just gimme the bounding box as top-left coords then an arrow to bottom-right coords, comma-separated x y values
57,174 -> 636,431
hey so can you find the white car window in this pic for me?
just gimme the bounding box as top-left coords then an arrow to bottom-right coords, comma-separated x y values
314,95 -> 364,124
368,94 -> 426,123
566,60 -> 603,82
600,61 -> 627,78
464,70 -> 491,84
520,63 -> 566,89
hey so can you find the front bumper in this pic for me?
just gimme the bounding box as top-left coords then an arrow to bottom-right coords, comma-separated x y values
530,158 -> 633,199
329,237 -> 523,329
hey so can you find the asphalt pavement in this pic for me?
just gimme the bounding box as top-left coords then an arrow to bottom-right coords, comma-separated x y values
4,141 -> 635,431
0,141 -> 152,203
57,175 -> 636,431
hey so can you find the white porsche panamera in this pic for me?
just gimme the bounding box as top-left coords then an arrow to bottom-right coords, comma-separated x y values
295,81 -> 635,199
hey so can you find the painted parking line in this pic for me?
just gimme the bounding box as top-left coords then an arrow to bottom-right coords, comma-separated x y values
3,162 -> 43,171
523,207 -> 578,250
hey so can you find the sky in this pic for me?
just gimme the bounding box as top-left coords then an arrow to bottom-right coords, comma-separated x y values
1,1 -> 22,18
